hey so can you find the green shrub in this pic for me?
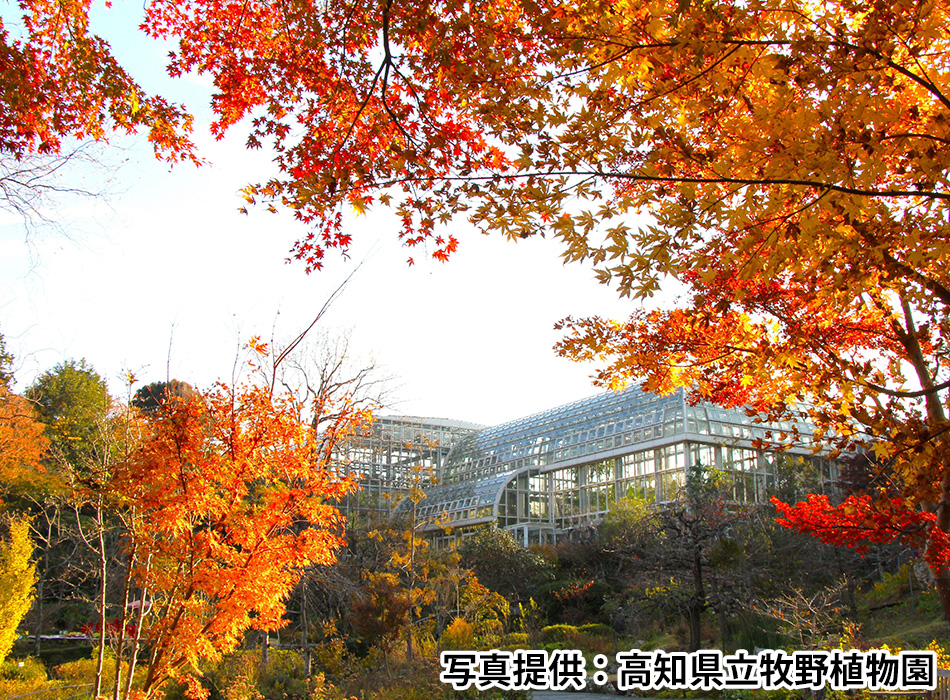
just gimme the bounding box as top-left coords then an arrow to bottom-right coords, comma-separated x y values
535,579 -> 612,625
0,656 -> 46,682
312,636 -> 350,678
540,624 -> 579,642
0,676 -> 60,700
0,657 -> 92,700
203,649 -> 320,700
502,632 -> 528,648
538,622 -> 615,653
53,653 -> 104,682
259,650 -> 309,700
867,564 -> 914,606
49,652 -> 139,698
473,619 -> 504,648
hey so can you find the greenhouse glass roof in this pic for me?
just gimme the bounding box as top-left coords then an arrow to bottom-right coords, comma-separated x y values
414,385 -> 822,527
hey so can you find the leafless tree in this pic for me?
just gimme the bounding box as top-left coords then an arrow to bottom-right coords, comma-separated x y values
0,141 -> 123,243
757,581 -> 851,649
276,328 -> 393,430
252,263 -> 395,428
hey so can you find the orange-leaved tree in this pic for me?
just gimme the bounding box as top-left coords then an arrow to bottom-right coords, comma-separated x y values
10,0 -> 948,275
0,385 -> 47,498
535,0 -> 950,625
0,333 -> 47,498
0,0 -> 195,161
110,382 -> 366,699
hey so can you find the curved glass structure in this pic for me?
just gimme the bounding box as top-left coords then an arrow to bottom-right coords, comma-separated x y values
335,387 -> 837,546
414,386 -> 836,546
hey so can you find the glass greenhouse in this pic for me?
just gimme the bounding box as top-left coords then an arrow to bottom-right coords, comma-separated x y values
337,386 -> 838,545
334,415 -> 483,517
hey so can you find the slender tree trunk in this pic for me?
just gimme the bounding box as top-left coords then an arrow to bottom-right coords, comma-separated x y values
710,577 -> 729,651
688,540 -> 705,652
406,500 -> 416,662
32,507 -> 55,657
717,605 -> 730,652
300,577 -> 311,679
124,554 -> 151,700
33,552 -> 45,657
898,300 -> 950,627
123,594 -> 149,699
94,501 -> 109,699
112,545 -> 135,700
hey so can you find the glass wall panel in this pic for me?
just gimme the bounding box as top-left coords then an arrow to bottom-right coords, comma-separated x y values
692,443 -> 719,470
619,450 -> 655,479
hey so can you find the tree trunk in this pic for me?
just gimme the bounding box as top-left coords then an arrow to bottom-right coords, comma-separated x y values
94,501 -> 108,699
112,546 -> 135,700
32,509 -> 54,657
301,577 -> 311,679
899,300 -> 950,629
686,604 -> 702,653
33,558 -> 44,657
688,542 -> 705,652
124,585 -> 150,699
717,606 -> 730,652
934,571 -> 950,628
406,498 -> 416,662
122,548 -> 151,700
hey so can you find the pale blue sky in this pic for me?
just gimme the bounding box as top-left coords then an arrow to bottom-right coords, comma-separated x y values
0,0 -> 650,426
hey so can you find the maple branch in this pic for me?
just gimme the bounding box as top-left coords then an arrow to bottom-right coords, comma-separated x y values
668,350 -> 750,367
380,64 -> 415,148
547,30 -> 948,113
875,296 -> 950,525
332,61 -> 386,159
882,251 -> 950,308
338,0 -> 364,65
634,44 -> 743,111
390,62 -> 443,136
734,188 -> 832,276
377,0 -> 416,149
835,40 -> 950,114
379,169 -> 950,201
230,0 -> 252,40
598,171 -> 950,201
855,377 -> 950,399
850,221 -> 950,307
880,132 -> 950,146
549,35 -> 791,55
555,45 -> 638,80
326,0 -> 422,162
788,302 -> 931,403
773,7 -> 950,114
